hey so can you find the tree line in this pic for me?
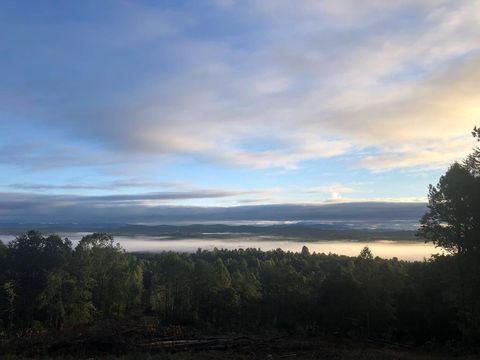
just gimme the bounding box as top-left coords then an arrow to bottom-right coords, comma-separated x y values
0,231 -> 475,345
0,128 -> 480,346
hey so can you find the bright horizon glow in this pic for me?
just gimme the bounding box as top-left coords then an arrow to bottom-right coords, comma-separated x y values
0,234 -> 438,261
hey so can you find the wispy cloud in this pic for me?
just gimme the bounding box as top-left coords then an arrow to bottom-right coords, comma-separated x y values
7,179 -> 186,191
0,188 -> 271,220
2,1 -> 479,172
1,0 -> 479,211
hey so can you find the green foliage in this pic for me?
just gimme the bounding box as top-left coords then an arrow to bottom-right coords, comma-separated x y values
418,128 -> 480,341
75,233 -> 144,317
0,230 -> 468,346
419,163 -> 480,254
5,231 -> 73,330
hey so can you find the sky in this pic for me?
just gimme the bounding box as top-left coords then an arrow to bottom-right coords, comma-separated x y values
1,0 -> 480,220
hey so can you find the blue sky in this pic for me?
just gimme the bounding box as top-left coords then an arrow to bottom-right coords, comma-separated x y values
1,0 -> 480,213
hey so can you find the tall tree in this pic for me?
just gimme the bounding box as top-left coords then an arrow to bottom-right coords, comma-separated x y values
418,163 -> 480,254
418,128 -> 480,340
7,231 -> 73,329
75,233 -> 143,318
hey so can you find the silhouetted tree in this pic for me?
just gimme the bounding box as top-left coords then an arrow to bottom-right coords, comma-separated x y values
418,127 -> 480,340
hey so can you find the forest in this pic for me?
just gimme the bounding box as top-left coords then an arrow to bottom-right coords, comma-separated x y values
0,232 -> 463,341
1,129 -> 480,359
0,231 -> 479,358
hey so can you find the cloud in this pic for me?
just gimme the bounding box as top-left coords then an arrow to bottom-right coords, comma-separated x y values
305,184 -> 356,194
327,55 -> 480,170
0,189 -> 270,222
303,184 -> 357,201
213,140 -> 351,169
7,179 -> 186,191
1,0 -> 479,174
0,190 -> 426,224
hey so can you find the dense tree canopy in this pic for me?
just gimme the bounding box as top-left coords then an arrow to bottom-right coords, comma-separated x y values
0,233 -> 464,345
418,163 -> 480,254
417,127 -> 480,340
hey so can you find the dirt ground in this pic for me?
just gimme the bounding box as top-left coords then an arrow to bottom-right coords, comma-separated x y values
1,319 -> 477,359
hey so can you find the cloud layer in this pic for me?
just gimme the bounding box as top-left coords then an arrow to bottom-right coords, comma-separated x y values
2,1 -> 479,173
1,0 -> 479,212
0,190 -> 426,224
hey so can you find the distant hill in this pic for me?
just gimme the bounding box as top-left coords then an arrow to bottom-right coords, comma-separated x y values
114,223 -> 417,241
0,223 -> 418,242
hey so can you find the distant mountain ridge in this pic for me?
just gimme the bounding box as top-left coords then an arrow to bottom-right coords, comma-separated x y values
114,223 -> 417,241
0,222 -> 418,242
